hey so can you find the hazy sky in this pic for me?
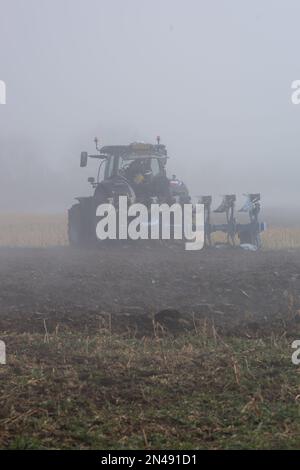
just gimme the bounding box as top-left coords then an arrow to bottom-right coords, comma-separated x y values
1,0 -> 300,211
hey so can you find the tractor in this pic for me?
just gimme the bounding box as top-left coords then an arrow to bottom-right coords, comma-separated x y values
68,138 -> 264,248
68,138 -> 191,246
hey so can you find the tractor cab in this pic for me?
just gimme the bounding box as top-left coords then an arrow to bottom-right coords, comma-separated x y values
101,142 -> 168,186
80,140 -> 178,203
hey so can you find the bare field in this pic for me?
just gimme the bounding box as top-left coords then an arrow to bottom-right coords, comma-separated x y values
0,212 -> 300,249
1,212 -> 300,449
0,245 -> 300,449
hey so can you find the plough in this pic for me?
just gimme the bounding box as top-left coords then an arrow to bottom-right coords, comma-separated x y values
198,193 -> 264,248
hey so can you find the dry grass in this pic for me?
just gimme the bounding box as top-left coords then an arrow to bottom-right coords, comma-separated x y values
0,213 -> 300,249
0,214 -> 68,247
261,228 -> 300,249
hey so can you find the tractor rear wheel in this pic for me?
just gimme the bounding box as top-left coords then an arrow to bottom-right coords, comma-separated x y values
68,204 -> 85,246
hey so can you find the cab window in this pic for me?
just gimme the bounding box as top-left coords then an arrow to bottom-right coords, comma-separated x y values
150,158 -> 160,176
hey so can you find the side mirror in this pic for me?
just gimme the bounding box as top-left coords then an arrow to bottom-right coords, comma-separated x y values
80,151 -> 88,167
88,177 -> 95,184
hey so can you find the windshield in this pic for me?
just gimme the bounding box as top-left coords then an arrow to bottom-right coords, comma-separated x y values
105,156 -> 162,179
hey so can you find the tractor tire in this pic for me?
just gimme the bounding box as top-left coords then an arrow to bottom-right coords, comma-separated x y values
68,204 -> 86,246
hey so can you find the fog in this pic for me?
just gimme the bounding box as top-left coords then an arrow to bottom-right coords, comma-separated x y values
1,0 -> 300,212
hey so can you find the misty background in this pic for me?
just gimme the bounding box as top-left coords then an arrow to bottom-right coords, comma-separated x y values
0,0 -> 300,213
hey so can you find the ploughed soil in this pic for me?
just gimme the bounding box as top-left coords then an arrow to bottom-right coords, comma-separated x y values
0,243 -> 300,336
1,245 -> 300,449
